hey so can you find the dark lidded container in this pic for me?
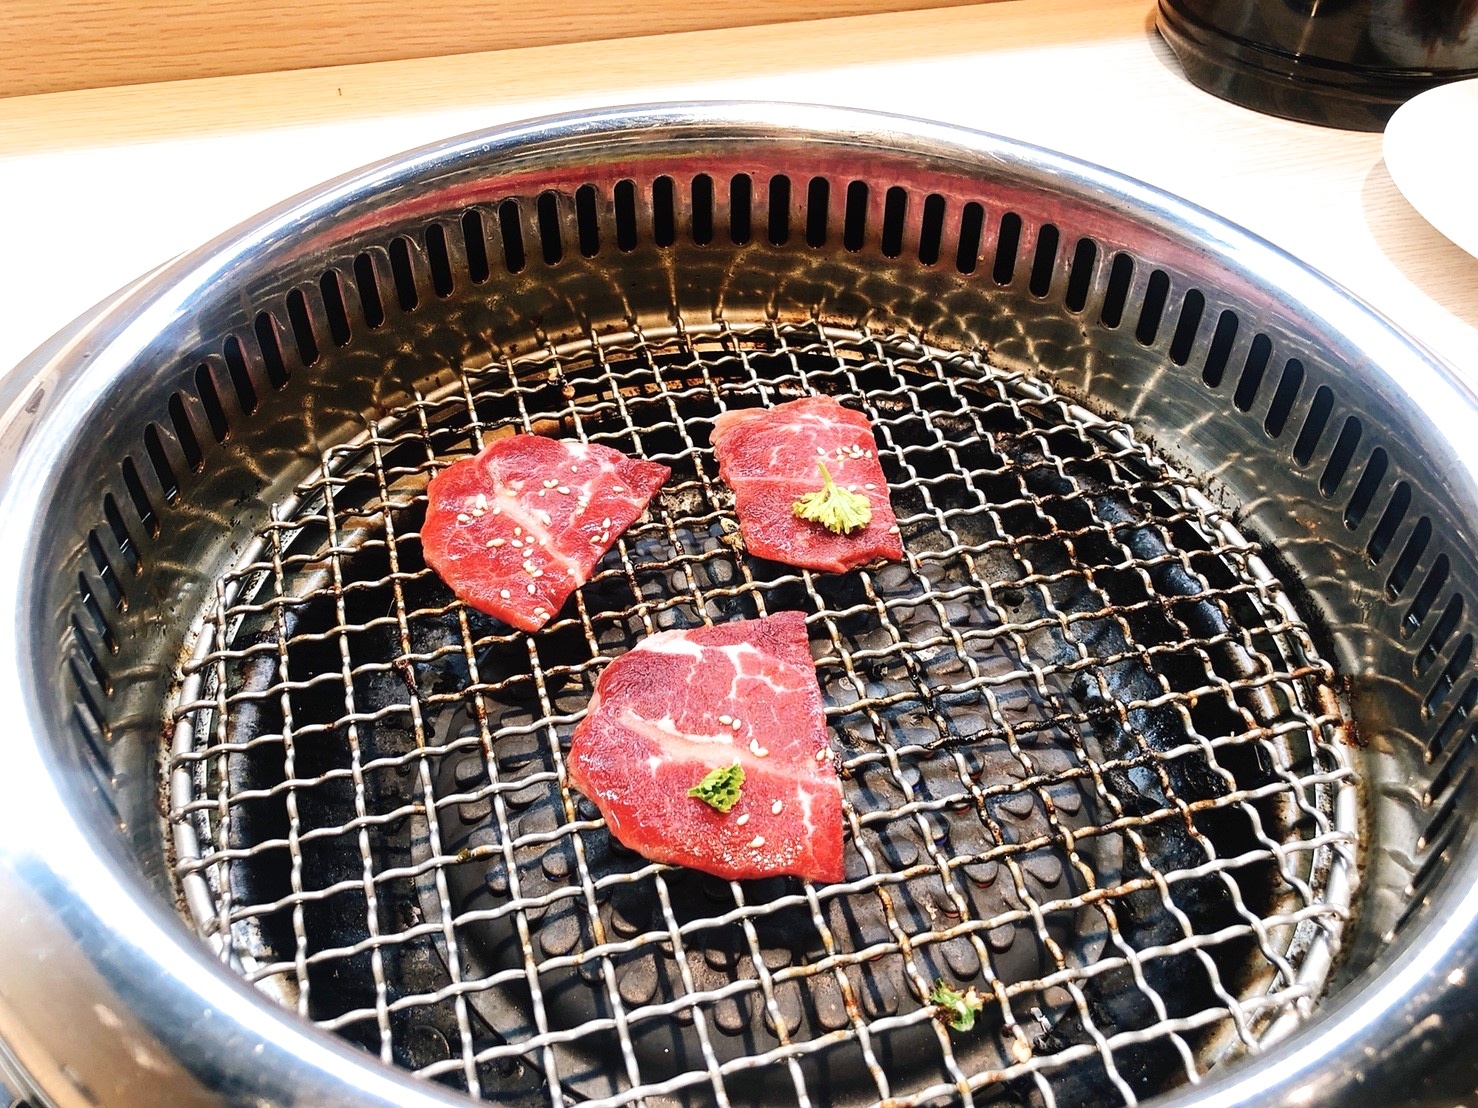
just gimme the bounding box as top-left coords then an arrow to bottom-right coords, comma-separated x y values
1157,0 -> 1478,130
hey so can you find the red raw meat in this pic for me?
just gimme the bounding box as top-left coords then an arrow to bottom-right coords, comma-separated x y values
566,611 -> 845,883
711,395 -> 903,573
421,434 -> 669,631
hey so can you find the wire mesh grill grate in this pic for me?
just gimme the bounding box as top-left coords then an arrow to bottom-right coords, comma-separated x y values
166,318 -> 1357,1107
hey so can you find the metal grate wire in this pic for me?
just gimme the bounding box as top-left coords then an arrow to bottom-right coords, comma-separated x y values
167,317 -> 1358,1107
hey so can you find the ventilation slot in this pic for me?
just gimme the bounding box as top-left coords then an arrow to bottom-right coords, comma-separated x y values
462,209 -> 491,283
1233,333 -> 1272,412
535,192 -> 563,264
1417,595 -> 1465,675
1388,516 -> 1432,597
1202,309 -> 1239,387
223,335 -> 258,416
1426,731 -> 1475,819
730,174 -> 753,245
652,177 -> 677,248
69,657 -> 110,745
319,272 -> 353,345
917,193 -> 945,265
955,201 -> 984,274
1028,223 -> 1058,298
614,180 -> 639,252
193,363 -> 230,444
353,252 -> 386,327
1403,555 -> 1451,639
843,180 -> 867,252
1367,481 -> 1411,565
993,212 -> 1022,285
574,185 -> 600,257
1416,754 -> 1469,852
284,288 -> 320,365
805,177 -> 830,248
1292,384 -> 1334,465
1167,288 -> 1206,365
1423,632 -> 1471,717
142,423 -> 180,505
387,236 -> 419,312
1064,238 -> 1097,314
120,457 -> 158,539
1427,678 -> 1476,759
1100,252 -> 1134,328
85,532 -> 123,611
102,492 -> 141,576
251,312 -> 289,389
1344,446 -> 1386,529
1135,269 -> 1171,345
767,174 -> 791,246
494,200 -> 525,272
881,186 -> 907,259
1263,357 -> 1304,437
1319,416 -> 1363,497
691,175 -> 715,246
425,223 -> 455,296
167,392 -> 203,472
77,573 -> 119,655
70,614 -> 111,695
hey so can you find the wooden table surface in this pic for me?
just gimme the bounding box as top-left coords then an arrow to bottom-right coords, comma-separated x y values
1,0 -> 1475,388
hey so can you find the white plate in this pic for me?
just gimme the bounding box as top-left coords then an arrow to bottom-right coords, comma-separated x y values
1384,78 -> 1478,259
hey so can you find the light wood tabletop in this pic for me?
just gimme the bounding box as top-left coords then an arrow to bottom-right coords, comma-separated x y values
2,0 -> 1474,387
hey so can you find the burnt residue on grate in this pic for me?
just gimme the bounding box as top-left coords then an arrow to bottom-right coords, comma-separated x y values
166,319 -> 1357,1107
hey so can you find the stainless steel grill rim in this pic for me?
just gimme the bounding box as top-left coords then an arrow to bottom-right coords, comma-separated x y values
0,102 -> 1473,1108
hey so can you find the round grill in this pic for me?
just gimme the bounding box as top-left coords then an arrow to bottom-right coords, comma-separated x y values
167,318 -> 1356,1107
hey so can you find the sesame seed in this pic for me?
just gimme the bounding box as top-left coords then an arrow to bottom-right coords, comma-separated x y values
815,749 -> 829,762
456,512 -> 471,523
864,483 -> 877,491
718,714 -> 732,725
736,813 -> 750,826
748,835 -> 766,849
514,526 -> 522,536
888,525 -> 900,534
749,738 -> 769,757
601,517 -> 611,529
534,606 -> 548,616
612,485 -> 625,493
771,799 -> 784,815
511,538 -> 523,548
528,583 -> 537,594
532,569 -> 544,578
543,479 -> 558,489
557,485 -> 570,494
730,718 -> 742,731
570,464 -> 579,472
499,589 -> 511,599
489,538 -> 505,547
475,493 -> 487,509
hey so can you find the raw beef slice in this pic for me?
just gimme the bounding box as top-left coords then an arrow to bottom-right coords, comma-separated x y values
566,610 -> 845,883
421,434 -> 669,631
711,394 -> 903,573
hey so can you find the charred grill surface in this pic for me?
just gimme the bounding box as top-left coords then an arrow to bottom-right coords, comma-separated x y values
167,319 -> 1355,1106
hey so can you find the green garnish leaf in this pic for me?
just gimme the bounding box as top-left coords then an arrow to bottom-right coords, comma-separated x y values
929,979 -> 986,1032
688,762 -> 745,813
792,460 -> 873,535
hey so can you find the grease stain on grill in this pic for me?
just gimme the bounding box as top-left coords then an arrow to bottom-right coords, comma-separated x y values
166,320 -> 1354,1107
